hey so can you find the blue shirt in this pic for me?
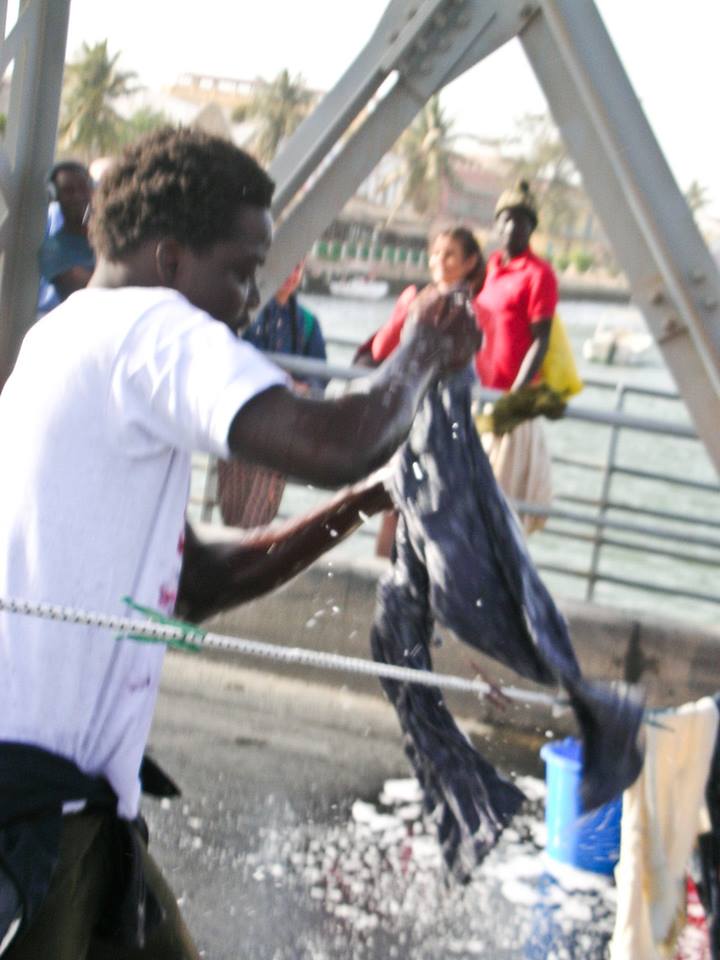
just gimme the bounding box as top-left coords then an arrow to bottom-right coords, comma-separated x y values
38,228 -> 95,296
243,295 -> 327,393
37,203 -> 66,314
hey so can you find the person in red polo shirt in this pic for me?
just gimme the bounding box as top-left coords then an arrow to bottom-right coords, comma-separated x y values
475,180 -> 556,533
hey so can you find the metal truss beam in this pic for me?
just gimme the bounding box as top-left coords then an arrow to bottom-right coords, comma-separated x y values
262,0 -> 532,302
0,0 -> 71,387
522,0 -> 720,473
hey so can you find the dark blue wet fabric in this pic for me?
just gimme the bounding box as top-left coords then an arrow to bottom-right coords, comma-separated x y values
371,373 -> 644,879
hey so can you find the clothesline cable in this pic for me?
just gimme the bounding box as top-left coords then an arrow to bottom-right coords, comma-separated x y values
0,595 -> 565,710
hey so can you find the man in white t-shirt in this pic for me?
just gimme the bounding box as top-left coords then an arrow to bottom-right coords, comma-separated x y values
0,127 -> 479,958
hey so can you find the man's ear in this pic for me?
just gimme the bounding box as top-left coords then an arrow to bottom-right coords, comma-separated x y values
155,238 -> 183,285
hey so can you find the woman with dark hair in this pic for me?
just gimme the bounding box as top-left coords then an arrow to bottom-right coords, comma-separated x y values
353,226 -> 488,556
356,226 -> 487,367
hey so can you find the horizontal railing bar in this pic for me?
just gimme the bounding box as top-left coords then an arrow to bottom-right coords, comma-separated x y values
540,526 -> 720,566
551,457 -> 720,494
591,572 -> 720,605
608,464 -> 720,493
265,352 -> 366,383
322,334 -> 683,401
552,454 -> 604,472
515,501 -> 720,549
559,400 -> 694,438
536,563 -> 720,606
325,334 -> 362,350
265,353 -> 698,440
193,477 -> 720,551
577,377 -> 681,401
556,494 -> 720,530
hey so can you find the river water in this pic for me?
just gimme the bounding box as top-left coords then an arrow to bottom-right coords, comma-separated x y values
282,292 -> 720,628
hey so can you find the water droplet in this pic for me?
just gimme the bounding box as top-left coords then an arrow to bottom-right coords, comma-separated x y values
475,598 -> 483,607
412,461 -> 424,481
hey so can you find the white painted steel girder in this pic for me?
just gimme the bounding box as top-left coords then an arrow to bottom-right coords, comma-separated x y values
522,0 -> 720,473
0,0 -> 71,386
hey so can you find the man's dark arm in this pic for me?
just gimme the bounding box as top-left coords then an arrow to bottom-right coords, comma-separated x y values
228,291 -> 480,488
510,317 -> 552,391
176,477 -> 392,623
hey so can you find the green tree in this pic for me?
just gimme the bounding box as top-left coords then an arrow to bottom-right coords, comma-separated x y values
395,94 -> 458,217
509,112 -> 580,247
231,103 -> 248,124
375,94 -> 458,225
684,179 -> 710,214
59,40 -> 138,160
245,69 -> 314,164
119,106 -> 173,146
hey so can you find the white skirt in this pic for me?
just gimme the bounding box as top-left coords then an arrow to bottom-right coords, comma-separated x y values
481,418 -> 552,535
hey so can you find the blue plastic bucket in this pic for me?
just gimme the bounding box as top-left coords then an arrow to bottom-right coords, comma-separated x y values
540,737 -> 622,875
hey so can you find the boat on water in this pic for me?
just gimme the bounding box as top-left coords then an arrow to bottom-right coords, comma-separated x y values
328,276 -> 390,300
582,322 -> 654,366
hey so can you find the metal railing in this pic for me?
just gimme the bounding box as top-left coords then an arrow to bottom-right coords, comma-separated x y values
524,377 -> 720,608
189,347 -> 720,621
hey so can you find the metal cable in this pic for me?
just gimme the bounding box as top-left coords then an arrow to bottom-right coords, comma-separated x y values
0,595 -> 562,709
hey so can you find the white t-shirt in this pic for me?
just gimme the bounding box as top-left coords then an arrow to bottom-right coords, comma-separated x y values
0,287 -> 288,818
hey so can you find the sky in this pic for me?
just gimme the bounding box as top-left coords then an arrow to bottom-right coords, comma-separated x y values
61,0 -> 720,218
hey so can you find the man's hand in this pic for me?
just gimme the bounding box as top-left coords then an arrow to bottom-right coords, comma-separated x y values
177,476 -> 393,622
404,286 -> 482,372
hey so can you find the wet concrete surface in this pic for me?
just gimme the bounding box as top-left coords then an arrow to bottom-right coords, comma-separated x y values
143,653 -> 618,959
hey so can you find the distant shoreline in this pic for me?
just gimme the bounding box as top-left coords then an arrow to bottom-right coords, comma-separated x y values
305,272 -> 632,305
559,282 -> 631,304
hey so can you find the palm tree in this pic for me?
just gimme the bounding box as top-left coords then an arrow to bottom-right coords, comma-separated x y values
377,94 -> 458,224
685,180 -> 710,214
245,69 -> 315,165
509,112 -> 582,249
119,106 -> 173,146
59,40 -> 138,160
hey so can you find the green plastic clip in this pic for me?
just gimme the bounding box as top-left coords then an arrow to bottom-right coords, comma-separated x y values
116,596 -> 205,653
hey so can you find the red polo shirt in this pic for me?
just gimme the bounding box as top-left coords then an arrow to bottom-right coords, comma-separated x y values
474,249 -> 558,390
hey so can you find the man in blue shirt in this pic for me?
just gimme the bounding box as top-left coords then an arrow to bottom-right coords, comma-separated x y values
38,161 -> 95,304
243,260 -> 327,394
219,261 -> 328,527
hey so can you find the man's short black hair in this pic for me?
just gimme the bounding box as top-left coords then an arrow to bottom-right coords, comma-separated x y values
48,160 -> 90,187
89,126 -> 275,261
